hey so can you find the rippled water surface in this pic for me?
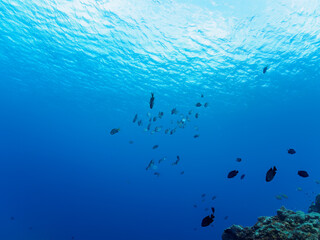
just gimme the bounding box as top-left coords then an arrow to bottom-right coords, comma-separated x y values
0,0 -> 320,239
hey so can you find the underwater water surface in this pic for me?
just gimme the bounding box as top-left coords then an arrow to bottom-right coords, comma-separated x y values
0,0 -> 320,239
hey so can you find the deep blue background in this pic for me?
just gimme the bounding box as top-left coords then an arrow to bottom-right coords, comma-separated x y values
0,0 -> 320,239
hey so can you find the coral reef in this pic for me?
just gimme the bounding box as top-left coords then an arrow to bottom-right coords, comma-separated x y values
308,194 -> 320,213
222,197 -> 320,240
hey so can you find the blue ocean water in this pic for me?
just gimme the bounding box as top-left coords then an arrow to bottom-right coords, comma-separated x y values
1,0 -> 320,239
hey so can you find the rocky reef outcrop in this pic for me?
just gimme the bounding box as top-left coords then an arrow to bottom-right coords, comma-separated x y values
222,194 -> 320,240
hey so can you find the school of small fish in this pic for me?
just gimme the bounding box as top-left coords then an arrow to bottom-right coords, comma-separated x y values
109,67 -> 313,228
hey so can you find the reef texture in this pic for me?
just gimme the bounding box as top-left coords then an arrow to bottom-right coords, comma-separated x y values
308,194 -> 320,214
222,199 -> 320,240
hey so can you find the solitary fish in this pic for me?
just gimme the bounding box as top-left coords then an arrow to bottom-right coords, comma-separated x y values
158,112 -> 164,118
172,155 -> 180,165
201,94 -> 204,98
266,166 -> 277,182
240,174 -> 245,180
149,93 -> 155,109
147,123 -> 151,131
155,126 -> 162,132
170,129 -> 176,135
298,170 -> 309,178
171,108 -> 178,115
146,160 -> 155,170
138,120 -> 143,126
212,196 -> 217,200
110,128 -> 120,135
236,158 -> 242,162
158,157 -> 166,164
288,149 -> 296,154
133,114 -> 138,123
154,172 -> 160,177
263,66 -> 268,74
153,117 -> 157,122
194,134 -> 200,138
201,193 -> 206,198
180,171 -> 185,175
201,208 -> 215,227
227,170 -> 239,178
152,145 -> 159,150
204,102 -> 209,108
195,103 -> 202,107
195,113 -> 199,118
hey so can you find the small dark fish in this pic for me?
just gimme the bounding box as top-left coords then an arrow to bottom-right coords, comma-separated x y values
147,123 -> 151,130
171,108 -> 178,115
204,102 -> 209,108
212,196 -> 217,201
158,157 -> 166,164
180,171 -> 185,175
138,120 -> 142,126
153,117 -> 157,122
170,129 -> 176,135
188,110 -> 193,115
266,166 -> 277,182
172,155 -> 180,165
240,174 -> 245,180
193,204 -> 197,208
201,208 -> 215,227
224,216 -> 229,220
195,113 -> 199,118
298,171 -> 309,178
165,129 -> 169,134
152,145 -> 159,149
146,160 -> 155,170
154,172 -> 160,177
133,114 -> 138,123
195,103 -> 202,107
201,193 -> 206,198
10,217 -> 14,220
110,128 -> 120,135
158,112 -> 164,118
288,148 -> 296,154
149,93 -> 155,109
236,158 -> 242,162
194,134 -> 200,138
227,170 -> 239,178
129,140 -> 134,144
201,94 -> 204,98
263,66 -> 268,74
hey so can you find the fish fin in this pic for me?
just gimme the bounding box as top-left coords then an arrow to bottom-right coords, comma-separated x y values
211,207 -> 215,214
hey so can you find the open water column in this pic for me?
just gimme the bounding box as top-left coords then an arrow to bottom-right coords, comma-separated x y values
0,0 -> 320,239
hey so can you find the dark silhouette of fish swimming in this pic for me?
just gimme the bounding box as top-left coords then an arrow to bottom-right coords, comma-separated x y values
298,170 -> 309,178
288,148 -> 296,154
263,66 -> 268,74
110,128 -> 120,135
227,170 -> 239,178
149,93 -> 155,109
201,207 -> 215,227
266,166 -> 277,182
